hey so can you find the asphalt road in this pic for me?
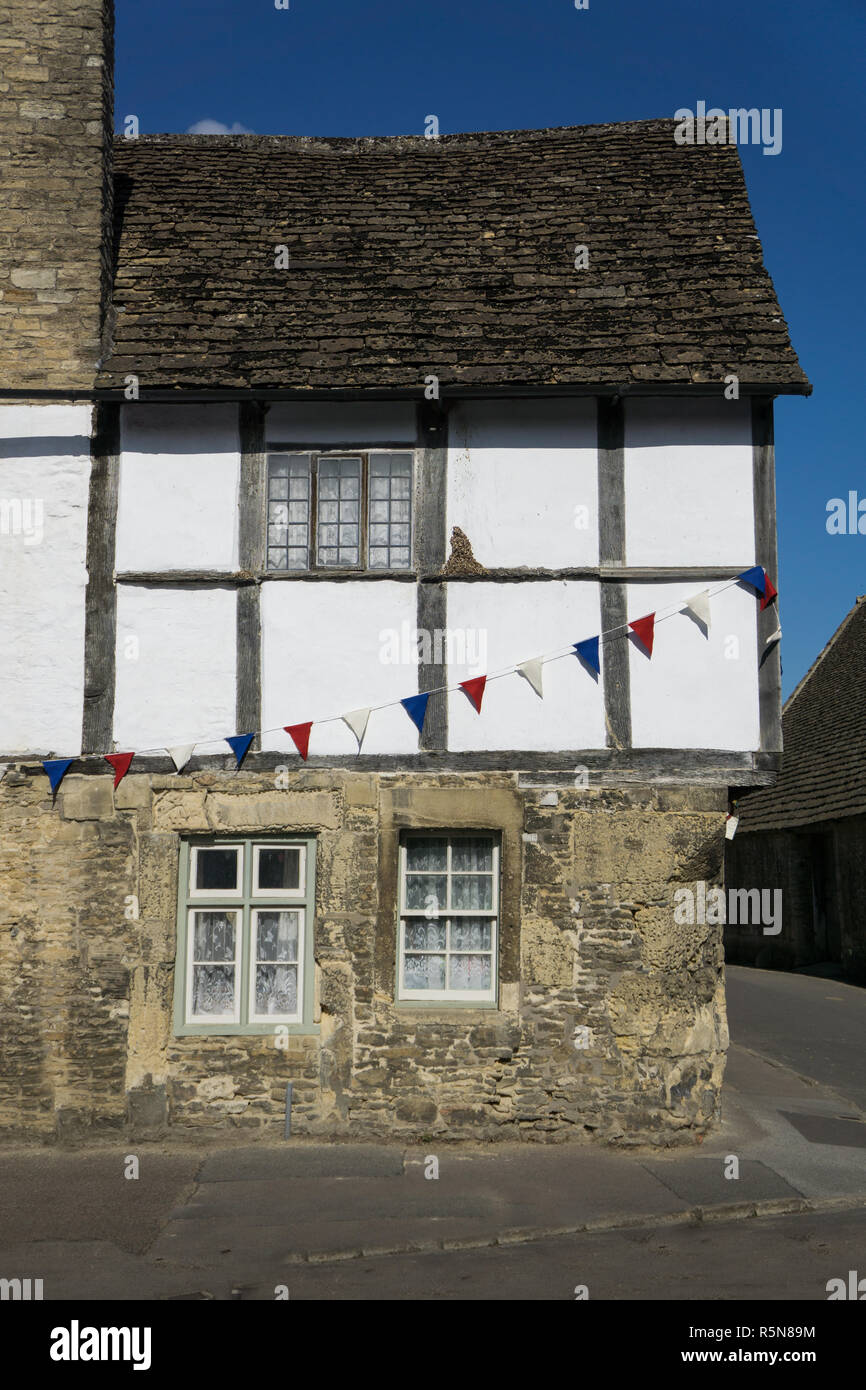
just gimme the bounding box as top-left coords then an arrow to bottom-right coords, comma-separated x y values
725,965 -> 866,1112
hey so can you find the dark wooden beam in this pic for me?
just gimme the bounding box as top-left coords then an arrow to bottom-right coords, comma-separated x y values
415,401 -> 449,750
597,396 -> 631,750
81,402 -> 120,753
237,402 -> 266,741
752,396 -> 782,754
11,747 -> 780,784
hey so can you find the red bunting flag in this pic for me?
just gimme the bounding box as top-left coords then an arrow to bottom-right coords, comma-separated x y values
760,574 -> 778,611
284,722 -> 313,760
629,614 -> 656,656
460,676 -> 487,713
105,752 -> 134,788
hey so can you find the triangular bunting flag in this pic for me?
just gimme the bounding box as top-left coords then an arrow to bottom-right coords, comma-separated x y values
105,752 -> 134,788
401,692 -> 430,736
760,574 -> 778,611
460,676 -> 487,713
167,744 -> 195,773
738,566 -> 766,595
516,658 -> 544,698
343,708 -> 371,750
725,814 -> 739,841
574,636 -> 600,676
284,722 -> 313,760
0,764 -> 8,784
763,625 -> 782,651
43,758 -> 73,794
683,590 -> 711,633
629,614 -> 656,656
226,733 -> 254,768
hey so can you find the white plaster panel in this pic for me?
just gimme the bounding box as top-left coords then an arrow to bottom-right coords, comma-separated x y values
0,406 -> 91,755
266,402 -> 417,443
116,405 -> 240,571
114,586 -> 237,751
447,399 -> 598,569
0,411 -> 90,756
627,581 -> 760,750
446,582 -> 605,752
260,581 -> 421,756
624,398 -> 754,566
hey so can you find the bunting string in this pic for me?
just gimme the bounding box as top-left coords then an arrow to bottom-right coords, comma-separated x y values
35,568 -> 777,788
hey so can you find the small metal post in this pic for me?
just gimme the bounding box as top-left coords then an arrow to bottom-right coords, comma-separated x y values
284,1081 -> 293,1139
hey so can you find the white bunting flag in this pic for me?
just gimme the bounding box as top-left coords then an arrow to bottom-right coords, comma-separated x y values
166,744 -> 195,773
516,658 -> 544,698
725,814 -> 739,841
763,626 -> 782,651
682,590 -> 711,634
342,708 -> 371,750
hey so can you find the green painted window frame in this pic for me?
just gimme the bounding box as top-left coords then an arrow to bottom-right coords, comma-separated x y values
173,835 -> 319,1037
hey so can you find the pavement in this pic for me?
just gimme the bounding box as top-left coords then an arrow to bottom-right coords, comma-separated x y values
0,965 -> 864,1299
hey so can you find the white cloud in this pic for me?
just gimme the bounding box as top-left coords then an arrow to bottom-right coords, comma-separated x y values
186,119 -> 255,135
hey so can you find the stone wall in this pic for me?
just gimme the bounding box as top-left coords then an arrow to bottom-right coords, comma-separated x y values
0,0 -> 114,389
0,767 -> 729,1145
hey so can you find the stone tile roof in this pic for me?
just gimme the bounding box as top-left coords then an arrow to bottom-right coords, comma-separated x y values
98,120 -> 811,393
736,598 -> 866,833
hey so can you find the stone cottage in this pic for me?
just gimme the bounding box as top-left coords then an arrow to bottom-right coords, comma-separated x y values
0,0 -> 810,1144
726,597 -> 866,983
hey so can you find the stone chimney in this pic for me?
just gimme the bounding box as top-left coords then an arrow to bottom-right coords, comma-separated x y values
0,0 -> 115,391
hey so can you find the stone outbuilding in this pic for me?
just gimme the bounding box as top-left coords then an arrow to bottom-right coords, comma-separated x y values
726,597 -> 866,982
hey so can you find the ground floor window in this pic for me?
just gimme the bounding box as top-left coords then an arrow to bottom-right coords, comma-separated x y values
397,833 -> 499,1004
174,837 -> 316,1034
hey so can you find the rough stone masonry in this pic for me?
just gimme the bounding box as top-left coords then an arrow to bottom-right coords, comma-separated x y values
0,769 -> 728,1145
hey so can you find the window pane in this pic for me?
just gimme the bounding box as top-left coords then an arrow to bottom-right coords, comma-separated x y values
450,918 -> 492,951
256,909 -> 300,960
268,456 -> 309,571
194,848 -> 239,892
369,547 -> 388,568
391,548 -> 409,568
320,475 -> 339,499
406,838 -> 447,872
192,910 -> 236,960
255,964 -> 298,1016
405,875 -> 446,912
448,955 -> 491,991
320,501 -> 338,523
451,875 -> 493,910
193,964 -> 235,1015
256,847 -> 301,893
403,920 -> 447,951
452,838 -> 494,873
403,955 -> 446,990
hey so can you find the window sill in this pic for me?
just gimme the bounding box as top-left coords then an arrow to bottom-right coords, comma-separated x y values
173,1022 -> 321,1038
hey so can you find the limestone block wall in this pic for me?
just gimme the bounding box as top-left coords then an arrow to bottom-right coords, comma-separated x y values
0,769 -> 729,1145
0,0 -> 114,389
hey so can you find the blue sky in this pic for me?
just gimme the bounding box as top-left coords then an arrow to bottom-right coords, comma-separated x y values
116,0 -> 865,698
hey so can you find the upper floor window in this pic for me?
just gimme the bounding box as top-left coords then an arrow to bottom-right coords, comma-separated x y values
266,451 -> 413,572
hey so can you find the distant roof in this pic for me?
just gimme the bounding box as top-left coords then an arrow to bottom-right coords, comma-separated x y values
736,598 -> 866,833
99,120 -> 811,394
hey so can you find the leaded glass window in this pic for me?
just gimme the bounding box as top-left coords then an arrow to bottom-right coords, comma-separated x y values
266,452 -> 413,572
398,834 -> 499,1003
